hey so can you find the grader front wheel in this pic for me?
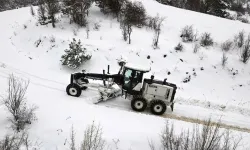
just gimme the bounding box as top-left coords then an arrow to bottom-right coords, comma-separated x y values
131,97 -> 147,112
66,83 -> 82,97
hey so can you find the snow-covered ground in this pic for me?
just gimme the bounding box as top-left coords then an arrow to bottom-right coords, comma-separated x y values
1,0 -> 250,149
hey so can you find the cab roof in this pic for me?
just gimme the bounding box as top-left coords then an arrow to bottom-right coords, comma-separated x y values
124,63 -> 151,72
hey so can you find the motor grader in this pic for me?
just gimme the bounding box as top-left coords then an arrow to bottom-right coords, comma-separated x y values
66,62 -> 177,115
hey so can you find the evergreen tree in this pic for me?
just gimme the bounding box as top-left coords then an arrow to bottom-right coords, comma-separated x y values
201,0 -> 229,18
61,38 -> 92,69
62,0 -> 92,27
44,0 -> 60,28
38,3 -> 47,25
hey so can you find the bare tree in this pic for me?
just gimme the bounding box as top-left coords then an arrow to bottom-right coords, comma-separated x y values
1,74 -> 37,132
80,121 -> 106,150
152,14 -> 165,49
120,21 -> 128,42
127,24 -> 132,44
241,34 -> 250,63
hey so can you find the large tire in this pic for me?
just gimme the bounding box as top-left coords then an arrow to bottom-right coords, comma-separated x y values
131,97 -> 147,112
66,83 -> 82,97
150,100 -> 166,115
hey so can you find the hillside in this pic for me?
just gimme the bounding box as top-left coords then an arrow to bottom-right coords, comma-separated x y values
0,0 -> 250,149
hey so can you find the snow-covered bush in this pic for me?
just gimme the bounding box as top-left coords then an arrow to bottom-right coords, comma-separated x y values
241,35 -> 250,64
234,30 -> 245,48
1,74 -> 38,132
180,25 -> 197,42
149,119 -> 242,150
175,42 -> 184,52
200,32 -> 213,47
61,38 -> 92,69
93,22 -> 101,31
23,24 -> 27,29
221,40 -> 233,52
193,42 -> 200,53
50,35 -> 55,43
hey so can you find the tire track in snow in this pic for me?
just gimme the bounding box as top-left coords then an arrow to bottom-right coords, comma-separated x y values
1,64 -> 250,133
97,100 -> 250,133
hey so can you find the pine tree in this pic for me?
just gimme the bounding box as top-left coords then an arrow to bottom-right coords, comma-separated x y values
61,38 -> 92,69
44,0 -> 60,28
37,1 -> 47,25
201,0 -> 229,18
62,0 -> 92,27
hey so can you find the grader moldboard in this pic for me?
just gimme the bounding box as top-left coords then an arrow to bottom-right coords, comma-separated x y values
66,62 -> 177,115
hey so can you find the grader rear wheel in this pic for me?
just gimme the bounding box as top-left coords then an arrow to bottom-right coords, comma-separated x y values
150,100 -> 166,115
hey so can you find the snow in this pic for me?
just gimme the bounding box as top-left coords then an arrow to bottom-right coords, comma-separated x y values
124,62 -> 151,72
0,0 -> 250,149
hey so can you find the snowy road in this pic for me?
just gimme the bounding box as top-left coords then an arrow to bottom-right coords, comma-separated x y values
0,65 -> 249,134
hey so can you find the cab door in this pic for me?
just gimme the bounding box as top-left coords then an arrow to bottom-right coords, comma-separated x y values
122,68 -> 143,95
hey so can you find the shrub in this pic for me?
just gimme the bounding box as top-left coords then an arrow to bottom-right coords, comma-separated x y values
241,35 -> 250,63
222,52 -> 228,68
234,30 -> 245,48
175,42 -> 184,52
200,32 -> 213,47
180,25 -> 197,42
0,131 -> 30,150
61,38 -> 92,69
221,40 -> 233,52
68,122 -> 106,150
80,121 -> 106,150
1,74 -> 37,132
121,1 -> 147,28
149,118 -> 242,150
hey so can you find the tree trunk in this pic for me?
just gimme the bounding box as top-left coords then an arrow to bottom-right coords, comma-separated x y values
52,15 -> 55,28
